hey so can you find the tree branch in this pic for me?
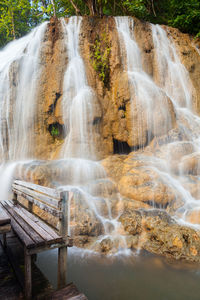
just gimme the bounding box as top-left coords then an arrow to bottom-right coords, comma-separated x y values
69,0 -> 81,15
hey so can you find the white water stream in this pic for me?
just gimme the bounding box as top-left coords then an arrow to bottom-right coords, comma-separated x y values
0,16 -> 200,255
0,22 -> 48,202
115,16 -> 200,228
55,17 -> 126,252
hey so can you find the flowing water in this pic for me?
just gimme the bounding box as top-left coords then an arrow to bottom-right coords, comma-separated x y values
0,22 -> 48,201
115,16 -> 200,227
57,17 -> 127,250
1,15 -> 200,300
0,16 -> 200,255
0,22 -> 47,161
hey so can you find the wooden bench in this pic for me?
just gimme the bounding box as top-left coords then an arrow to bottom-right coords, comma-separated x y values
0,179 -> 73,299
0,207 -> 11,246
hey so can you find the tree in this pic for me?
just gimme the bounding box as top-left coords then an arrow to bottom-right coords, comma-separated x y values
0,0 -> 42,47
0,0 -> 200,48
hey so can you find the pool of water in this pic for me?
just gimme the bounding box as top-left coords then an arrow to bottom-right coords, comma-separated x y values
37,248 -> 200,300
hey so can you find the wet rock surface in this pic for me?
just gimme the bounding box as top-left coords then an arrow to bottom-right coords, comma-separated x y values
120,209 -> 200,262
5,16 -> 200,262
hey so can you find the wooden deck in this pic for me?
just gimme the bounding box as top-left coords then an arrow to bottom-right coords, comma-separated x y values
0,231 -> 87,299
50,283 -> 88,300
0,231 -> 53,299
0,238 -> 22,299
0,181 -> 87,299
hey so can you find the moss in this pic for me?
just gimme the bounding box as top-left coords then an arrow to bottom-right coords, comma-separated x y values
90,30 -> 111,87
50,125 -> 59,137
48,122 -> 66,139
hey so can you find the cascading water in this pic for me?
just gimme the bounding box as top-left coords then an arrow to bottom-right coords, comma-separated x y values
0,15 -> 200,256
151,24 -> 200,225
58,17 -> 127,252
0,22 -> 47,199
152,24 -> 194,109
115,16 -> 200,229
115,17 -> 174,149
0,22 -> 47,161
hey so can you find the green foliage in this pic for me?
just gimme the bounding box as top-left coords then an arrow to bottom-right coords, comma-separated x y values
90,31 -> 111,85
124,0 -> 150,19
50,125 -> 59,137
0,0 -> 200,47
167,0 -> 200,36
0,0 -> 43,47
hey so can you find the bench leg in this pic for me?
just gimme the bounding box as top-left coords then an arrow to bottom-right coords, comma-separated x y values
24,250 -> 32,299
57,246 -> 67,289
3,233 -> 7,248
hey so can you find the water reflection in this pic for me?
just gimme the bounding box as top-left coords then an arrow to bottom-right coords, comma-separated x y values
37,248 -> 200,300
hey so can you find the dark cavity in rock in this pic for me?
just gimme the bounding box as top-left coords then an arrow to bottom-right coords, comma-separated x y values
113,138 -> 131,155
48,122 -> 66,139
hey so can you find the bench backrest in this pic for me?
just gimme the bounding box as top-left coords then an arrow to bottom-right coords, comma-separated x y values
12,180 -> 72,236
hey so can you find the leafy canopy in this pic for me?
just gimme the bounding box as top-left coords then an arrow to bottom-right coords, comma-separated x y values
0,0 -> 200,47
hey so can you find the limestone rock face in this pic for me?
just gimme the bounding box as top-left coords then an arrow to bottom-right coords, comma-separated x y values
102,152 -> 179,207
8,16 -> 200,260
20,16 -> 200,160
120,209 -> 200,262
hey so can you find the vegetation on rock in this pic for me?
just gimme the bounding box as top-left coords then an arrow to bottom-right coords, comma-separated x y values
90,30 -> 111,85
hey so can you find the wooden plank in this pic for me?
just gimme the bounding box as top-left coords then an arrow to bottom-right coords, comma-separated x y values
13,183 -> 60,208
2,201 -> 42,248
14,180 -> 60,199
50,282 -> 87,299
5,216 -> 35,249
0,205 -> 11,225
3,201 -> 45,246
19,205 -> 61,239
1,202 -> 35,249
13,205 -> 61,244
69,294 -> 88,300
51,282 -> 79,299
0,224 -> 11,234
27,241 -> 68,255
13,189 -> 62,218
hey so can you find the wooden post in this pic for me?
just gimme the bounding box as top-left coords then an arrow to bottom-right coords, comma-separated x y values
24,249 -> 32,300
57,191 -> 68,289
28,201 -> 33,213
58,246 -> 67,289
3,233 -> 7,248
13,191 -> 17,205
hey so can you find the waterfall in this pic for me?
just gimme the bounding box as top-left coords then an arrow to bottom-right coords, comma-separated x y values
59,17 -> 105,186
115,17 -> 174,148
60,17 -> 96,159
0,22 -> 47,161
115,16 -> 200,228
151,24 -> 200,225
152,24 -> 194,109
0,22 -> 47,199
57,17 -> 126,252
0,16 -> 200,255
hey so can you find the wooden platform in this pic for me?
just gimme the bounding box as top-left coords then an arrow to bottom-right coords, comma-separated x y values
0,231 -> 88,299
0,231 -> 53,299
0,239 -> 22,299
50,283 -> 88,300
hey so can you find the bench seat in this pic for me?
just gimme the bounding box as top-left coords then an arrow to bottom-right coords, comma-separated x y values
0,200 -> 72,253
0,205 -> 11,236
0,180 -> 73,299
